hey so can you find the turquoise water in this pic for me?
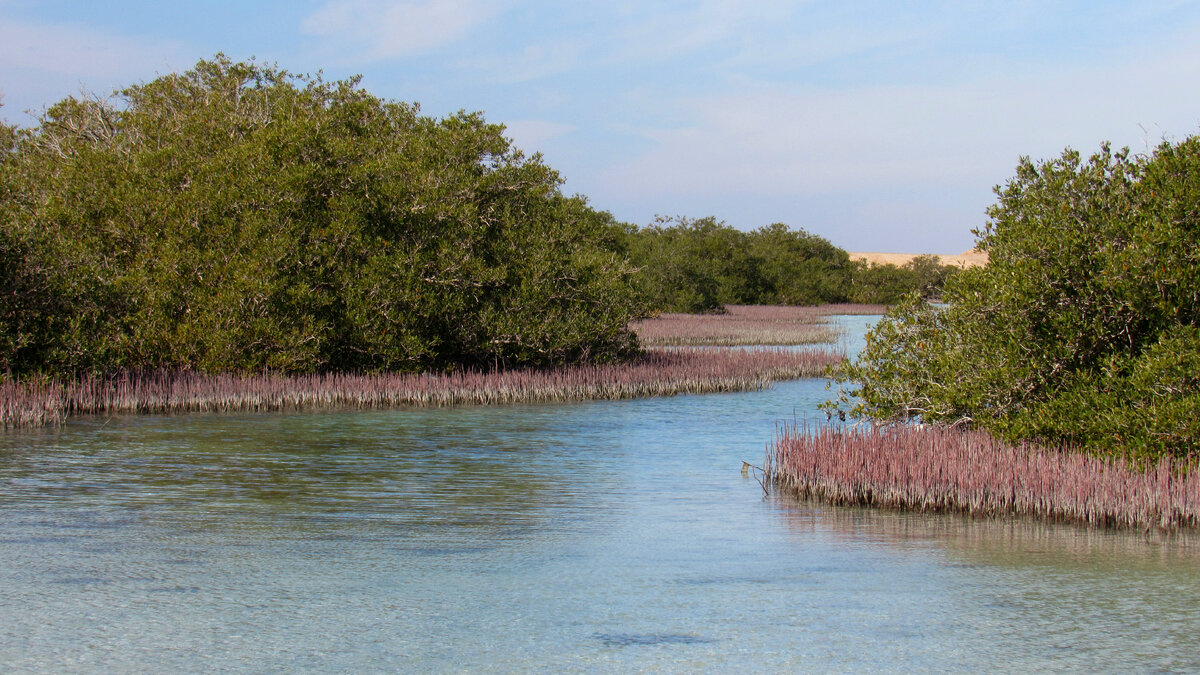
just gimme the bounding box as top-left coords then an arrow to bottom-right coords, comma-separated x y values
1,318 -> 1199,672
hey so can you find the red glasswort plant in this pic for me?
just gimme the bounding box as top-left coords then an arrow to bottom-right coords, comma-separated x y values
632,304 -> 885,347
768,423 -> 1200,531
2,347 -> 841,429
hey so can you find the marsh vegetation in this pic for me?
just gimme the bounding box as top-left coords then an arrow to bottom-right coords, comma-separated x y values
828,138 -> 1200,463
1,346 -> 840,429
2,54 -> 1196,533
630,304 -> 884,347
768,423 -> 1200,531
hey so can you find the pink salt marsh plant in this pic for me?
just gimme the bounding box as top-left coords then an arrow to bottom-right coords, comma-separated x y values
632,304 -> 884,347
768,423 -> 1200,531
3,346 -> 841,429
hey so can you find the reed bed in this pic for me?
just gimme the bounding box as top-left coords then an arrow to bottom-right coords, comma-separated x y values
767,423 -> 1200,531
633,305 -> 841,346
1,347 -> 841,430
718,304 -> 889,319
633,304 -> 889,347
805,303 -> 890,316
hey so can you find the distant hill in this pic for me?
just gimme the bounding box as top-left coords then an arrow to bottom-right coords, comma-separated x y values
847,249 -> 988,269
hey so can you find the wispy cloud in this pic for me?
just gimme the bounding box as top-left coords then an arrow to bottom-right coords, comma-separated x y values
301,0 -> 504,59
587,26 -> 1200,249
449,2 -> 939,97
0,19 -> 183,79
598,1 -> 758,62
501,119 -> 574,155
455,40 -> 586,84
448,2 -> 813,85
0,18 -> 186,120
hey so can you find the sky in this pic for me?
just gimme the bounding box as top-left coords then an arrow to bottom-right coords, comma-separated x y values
3,1 -> 1200,253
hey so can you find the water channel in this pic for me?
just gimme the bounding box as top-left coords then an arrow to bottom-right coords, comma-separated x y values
1,316 -> 1198,672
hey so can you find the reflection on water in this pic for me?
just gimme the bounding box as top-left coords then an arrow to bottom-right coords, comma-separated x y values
771,498 -> 1200,671
826,313 -> 878,357
1,318 -> 1198,672
776,494 -> 1200,563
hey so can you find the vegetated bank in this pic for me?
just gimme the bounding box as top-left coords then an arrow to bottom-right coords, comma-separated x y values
617,216 -> 963,313
770,136 -> 1200,529
0,56 -> 642,379
768,424 -> 1200,531
3,347 -> 839,430
632,303 -> 886,347
2,56 -> 874,429
0,55 -> 955,430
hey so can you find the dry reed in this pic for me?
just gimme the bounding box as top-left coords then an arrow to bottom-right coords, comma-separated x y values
633,304 -> 888,347
633,304 -> 882,346
804,303 -> 890,316
767,423 -> 1200,531
2,347 -> 841,430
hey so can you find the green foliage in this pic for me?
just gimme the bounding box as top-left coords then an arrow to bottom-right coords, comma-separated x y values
1005,325 -> 1200,457
624,217 -> 855,312
747,222 -> 853,305
623,217 -> 954,313
0,56 -> 641,375
848,255 -> 960,304
624,216 -> 752,313
835,138 -> 1200,460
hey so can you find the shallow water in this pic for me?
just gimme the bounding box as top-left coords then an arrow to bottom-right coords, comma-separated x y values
1,318 -> 1199,672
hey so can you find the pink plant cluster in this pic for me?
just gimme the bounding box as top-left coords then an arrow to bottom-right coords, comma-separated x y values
2,347 -> 841,429
768,423 -> 1200,530
729,303 -> 890,318
633,304 -> 883,347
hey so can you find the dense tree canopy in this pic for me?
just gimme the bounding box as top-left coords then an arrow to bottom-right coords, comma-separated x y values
748,222 -> 855,305
0,55 -> 964,378
0,56 -> 640,375
621,217 -> 957,313
623,217 -> 845,312
846,255 -> 959,304
623,217 -> 754,313
836,138 -> 1200,460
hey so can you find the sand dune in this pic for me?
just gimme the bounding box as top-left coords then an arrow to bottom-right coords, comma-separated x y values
847,249 -> 988,268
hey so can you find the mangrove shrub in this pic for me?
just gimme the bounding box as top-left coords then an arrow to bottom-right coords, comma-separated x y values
0,56 -> 641,375
625,217 -> 854,312
835,138 -> 1200,460
847,255 -> 959,304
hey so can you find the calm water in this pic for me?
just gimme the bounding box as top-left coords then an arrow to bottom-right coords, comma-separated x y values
1,317 -> 1199,672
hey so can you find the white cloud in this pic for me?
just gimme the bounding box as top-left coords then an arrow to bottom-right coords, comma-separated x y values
501,119 -> 574,154
0,19 -> 187,121
302,0 -> 503,59
453,2 -> 828,85
0,20 -> 167,78
600,40 -> 1200,198
455,40 -> 585,84
584,29 -> 1200,251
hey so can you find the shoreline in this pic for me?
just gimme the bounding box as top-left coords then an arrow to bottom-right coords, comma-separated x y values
2,346 -> 842,430
632,303 -> 887,347
768,423 -> 1200,531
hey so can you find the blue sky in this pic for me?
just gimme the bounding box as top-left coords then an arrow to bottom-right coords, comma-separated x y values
3,1 -> 1200,253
